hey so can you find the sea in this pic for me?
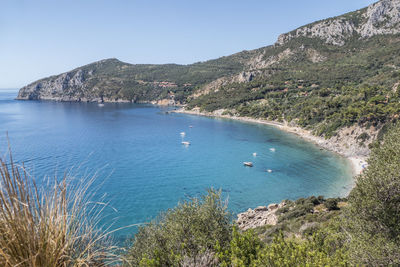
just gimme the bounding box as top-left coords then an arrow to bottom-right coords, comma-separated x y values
0,89 -> 353,240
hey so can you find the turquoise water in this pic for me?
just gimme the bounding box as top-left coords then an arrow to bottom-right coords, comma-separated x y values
0,89 -> 352,240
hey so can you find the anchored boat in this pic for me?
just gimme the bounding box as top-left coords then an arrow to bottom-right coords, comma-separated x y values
243,162 -> 253,167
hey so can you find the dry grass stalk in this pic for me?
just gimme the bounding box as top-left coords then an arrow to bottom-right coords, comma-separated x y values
0,151 -> 121,266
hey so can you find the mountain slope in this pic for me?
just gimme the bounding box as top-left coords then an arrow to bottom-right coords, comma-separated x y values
188,0 -> 400,140
18,0 -> 400,141
16,51 -> 257,103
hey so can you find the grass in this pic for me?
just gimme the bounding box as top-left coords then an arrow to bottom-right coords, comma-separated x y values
0,148 -> 122,266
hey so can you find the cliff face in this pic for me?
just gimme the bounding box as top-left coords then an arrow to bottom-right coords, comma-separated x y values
277,0 -> 400,46
16,59 -> 131,102
17,69 -> 92,101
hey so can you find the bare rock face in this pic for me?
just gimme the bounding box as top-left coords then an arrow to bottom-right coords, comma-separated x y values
17,69 -> 91,101
277,0 -> 400,46
16,58 -> 131,102
277,19 -> 356,46
236,202 -> 286,231
360,0 -> 400,37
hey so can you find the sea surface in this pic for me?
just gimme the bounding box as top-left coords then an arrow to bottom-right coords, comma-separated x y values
0,89 -> 352,240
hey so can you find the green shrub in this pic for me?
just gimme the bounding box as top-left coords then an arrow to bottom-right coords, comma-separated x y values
253,232 -> 349,267
357,132 -> 370,143
126,189 -> 231,266
324,198 -> 339,211
345,122 -> 400,265
217,227 -> 263,267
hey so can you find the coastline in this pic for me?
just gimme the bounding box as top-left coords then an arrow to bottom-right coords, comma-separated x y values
174,108 -> 367,177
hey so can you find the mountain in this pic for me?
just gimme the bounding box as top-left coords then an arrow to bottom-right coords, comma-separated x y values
187,0 -> 400,140
16,52 -> 257,103
18,0 -> 400,139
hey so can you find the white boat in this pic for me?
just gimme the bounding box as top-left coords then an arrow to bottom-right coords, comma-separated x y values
189,125 -> 193,128
269,148 -> 276,152
98,103 -> 105,107
267,169 -> 273,173
182,141 -> 191,145
243,162 -> 253,167
180,132 -> 186,136
253,152 -> 257,157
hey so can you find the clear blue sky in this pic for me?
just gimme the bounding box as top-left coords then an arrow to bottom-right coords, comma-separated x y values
0,0 -> 376,88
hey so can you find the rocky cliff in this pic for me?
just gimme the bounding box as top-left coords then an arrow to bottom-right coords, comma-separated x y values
17,59 -> 132,102
18,69 -> 92,102
277,0 -> 400,46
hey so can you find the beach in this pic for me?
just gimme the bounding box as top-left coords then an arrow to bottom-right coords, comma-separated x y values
174,108 -> 368,177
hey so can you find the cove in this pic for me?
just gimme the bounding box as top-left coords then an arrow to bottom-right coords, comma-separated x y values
0,90 -> 352,239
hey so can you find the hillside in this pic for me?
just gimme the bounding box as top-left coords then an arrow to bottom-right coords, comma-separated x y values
188,0 -> 400,139
16,51 -> 257,104
18,0 -> 400,140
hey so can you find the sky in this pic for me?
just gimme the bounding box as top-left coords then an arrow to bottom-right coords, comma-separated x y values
0,0 -> 377,88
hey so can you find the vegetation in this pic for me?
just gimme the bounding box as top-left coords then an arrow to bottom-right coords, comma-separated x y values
217,228 -> 348,267
24,50 -> 257,104
10,2 -> 400,265
123,122 -> 400,266
344,122 -> 400,266
0,152 -> 119,266
124,190 -> 350,266
126,189 -> 232,266
188,35 -> 400,137
1,122 -> 399,266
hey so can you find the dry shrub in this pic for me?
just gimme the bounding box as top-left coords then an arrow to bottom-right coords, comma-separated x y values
0,150 -> 121,266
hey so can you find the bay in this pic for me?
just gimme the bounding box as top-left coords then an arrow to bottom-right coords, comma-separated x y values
0,89 -> 352,240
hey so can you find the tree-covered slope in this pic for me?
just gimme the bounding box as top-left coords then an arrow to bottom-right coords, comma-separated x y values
188,0 -> 400,137
16,50 -> 257,103
18,0 -> 400,138
189,34 -> 400,137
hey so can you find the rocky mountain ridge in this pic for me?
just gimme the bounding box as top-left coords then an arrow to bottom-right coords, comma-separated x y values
277,0 -> 400,46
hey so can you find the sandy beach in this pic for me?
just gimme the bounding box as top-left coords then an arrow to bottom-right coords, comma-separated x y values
174,108 -> 368,177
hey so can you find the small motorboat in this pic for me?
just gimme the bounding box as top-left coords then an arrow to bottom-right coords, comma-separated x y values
267,169 -> 273,173
269,148 -> 276,152
189,125 -> 193,128
98,103 -> 105,107
180,132 -> 186,136
182,141 -> 191,146
243,162 -> 253,167
253,152 -> 257,157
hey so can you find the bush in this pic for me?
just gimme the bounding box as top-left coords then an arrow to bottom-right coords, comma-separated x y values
324,198 -> 339,211
217,228 -> 349,267
345,122 -> 400,265
217,227 -> 263,267
253,232 -> 348,267
357,132 -> 370,143
0,151 -> 118,266
126,189 -> 232,266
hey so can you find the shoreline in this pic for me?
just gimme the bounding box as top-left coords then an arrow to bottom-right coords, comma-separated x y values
174,108 -> 367,177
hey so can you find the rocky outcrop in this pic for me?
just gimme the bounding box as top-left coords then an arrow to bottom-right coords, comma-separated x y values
236,202 -> 286,231
17,69 -> 93,101
277,0 -> 400,46
316,125 -> 379,158
360,0 -> 400,37
277,19 -> 356,46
